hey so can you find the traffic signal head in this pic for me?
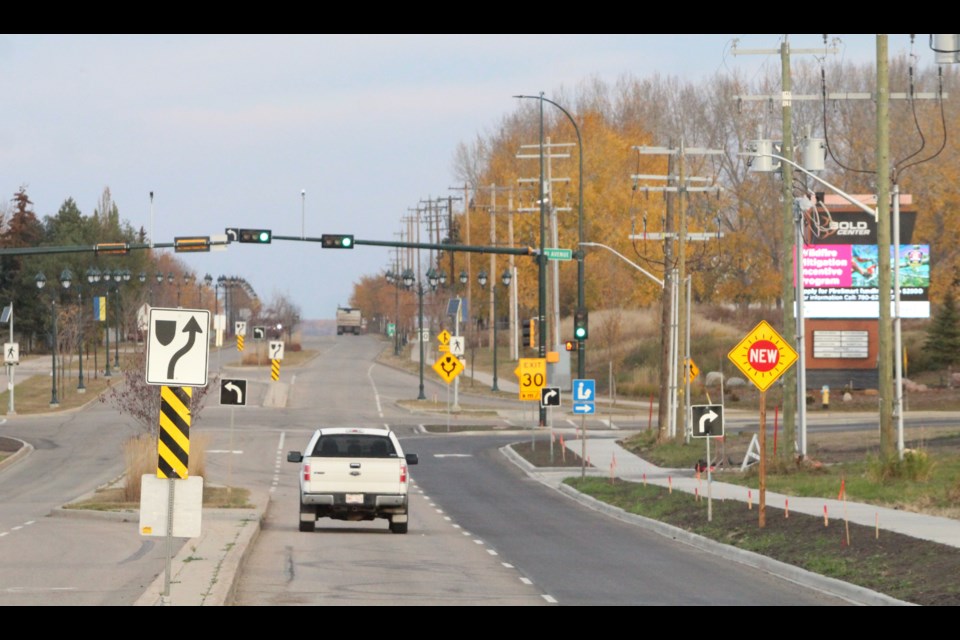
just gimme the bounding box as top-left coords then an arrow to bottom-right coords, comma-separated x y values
521,318 -> 538,349
321,234 -> 354,249
573,308 -> 588,340
237,229 -> 272,243
564,340 -> 575,351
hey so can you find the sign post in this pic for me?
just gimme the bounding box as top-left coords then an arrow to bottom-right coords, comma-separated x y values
691,404 -> 724,522
144,307 -> 211,604
728,320 -> 798,529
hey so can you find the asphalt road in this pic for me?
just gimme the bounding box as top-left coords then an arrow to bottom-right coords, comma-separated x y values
0,335 -> 875,605
232,335 -> 850,606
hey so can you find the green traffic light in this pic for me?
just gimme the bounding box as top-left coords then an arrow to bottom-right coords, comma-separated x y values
258,231 -> 270,242
341,236 -> 352,248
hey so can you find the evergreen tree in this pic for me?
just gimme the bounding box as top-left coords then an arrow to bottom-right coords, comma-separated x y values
923,286 -> 960,374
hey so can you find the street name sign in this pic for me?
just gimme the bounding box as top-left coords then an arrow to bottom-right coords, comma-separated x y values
544,247 -> 573,261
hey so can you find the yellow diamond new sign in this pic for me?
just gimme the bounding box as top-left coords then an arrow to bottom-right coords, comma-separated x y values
727,320 -> 798,392
432,354 -> 464,384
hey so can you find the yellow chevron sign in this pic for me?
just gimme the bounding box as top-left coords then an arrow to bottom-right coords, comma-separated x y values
157,385 -> 191,479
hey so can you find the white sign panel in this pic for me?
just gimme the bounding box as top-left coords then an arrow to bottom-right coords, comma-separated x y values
4,342 -> 19,364
139,475 -> 203,538
235,321 -> 247,336
146,307 -> 211,387
269,340 -> 285,360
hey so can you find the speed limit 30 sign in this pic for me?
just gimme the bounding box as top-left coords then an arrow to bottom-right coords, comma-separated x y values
514,358 -> 546,401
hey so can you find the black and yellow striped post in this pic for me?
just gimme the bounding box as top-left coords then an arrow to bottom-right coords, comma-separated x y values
271,359 -> 280,381
157,385 -> 191,479
236,335 -> 244,352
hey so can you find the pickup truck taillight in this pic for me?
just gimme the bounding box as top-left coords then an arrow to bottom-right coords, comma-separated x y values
400,462 -> 408,484
303,463 -> 311,482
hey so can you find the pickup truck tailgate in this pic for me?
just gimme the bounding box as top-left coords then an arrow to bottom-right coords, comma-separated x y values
304,458 -> 403,495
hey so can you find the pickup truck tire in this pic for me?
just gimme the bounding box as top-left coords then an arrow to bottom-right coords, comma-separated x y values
389,519 -> 408,534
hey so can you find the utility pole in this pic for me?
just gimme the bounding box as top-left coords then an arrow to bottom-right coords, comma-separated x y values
733,36 -> 838,460
737,35 -> 944,459
474,184 -> 515,350
634,142 -> 723,439
876,35 -> 893,457
518,138 -> 573,352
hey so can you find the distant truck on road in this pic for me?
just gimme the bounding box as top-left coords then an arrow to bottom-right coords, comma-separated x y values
336,306 -> 363,335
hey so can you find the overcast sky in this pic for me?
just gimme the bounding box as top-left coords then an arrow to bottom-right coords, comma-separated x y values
0,34 -> 926,320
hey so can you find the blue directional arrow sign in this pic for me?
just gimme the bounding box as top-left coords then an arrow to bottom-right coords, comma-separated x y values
572,402 -> 596,415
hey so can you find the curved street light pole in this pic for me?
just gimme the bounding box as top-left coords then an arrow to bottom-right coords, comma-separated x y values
743,150 -> 897,460
515,93 -> 585,425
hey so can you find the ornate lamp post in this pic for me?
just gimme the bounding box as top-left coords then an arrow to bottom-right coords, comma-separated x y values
113,269 -> 130,368
403,268 -> 439,400
385,269 -> 401,356
86,267 -> 111,378
36,269 -> 73,407
479,268 -> 512,391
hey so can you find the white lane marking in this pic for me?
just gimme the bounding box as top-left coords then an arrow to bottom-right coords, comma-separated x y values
502,563 -> 515,569
366,364 -> 383,417
291,374 -> 297,386
434,454 -> 472,458
542,595 -> 558,603
486,549 -> 498,556
473,539 -> 484,545
206,450 -> 244,454
443,516 -> 451,521
520,577 -> 532,585
270,431 -> 286,494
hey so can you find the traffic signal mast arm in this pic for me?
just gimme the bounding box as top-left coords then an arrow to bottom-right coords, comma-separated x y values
273,235 -> 540,257
0,235 -> 537,259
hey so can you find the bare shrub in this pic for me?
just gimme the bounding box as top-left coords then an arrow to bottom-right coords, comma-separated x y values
122,432 -> 210,502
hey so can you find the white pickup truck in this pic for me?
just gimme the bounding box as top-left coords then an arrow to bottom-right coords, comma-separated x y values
286,427 -> 419,534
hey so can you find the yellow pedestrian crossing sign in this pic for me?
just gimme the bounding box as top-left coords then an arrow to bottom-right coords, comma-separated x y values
685,357 -> 700,383
432,354 -> 464,383
437,329 -> 451,346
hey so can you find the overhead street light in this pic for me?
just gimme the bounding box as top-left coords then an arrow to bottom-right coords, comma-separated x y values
743,149 -> 900,460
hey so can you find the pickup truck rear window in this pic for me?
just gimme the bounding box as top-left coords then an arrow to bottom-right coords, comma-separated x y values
311,435 -> 398,458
